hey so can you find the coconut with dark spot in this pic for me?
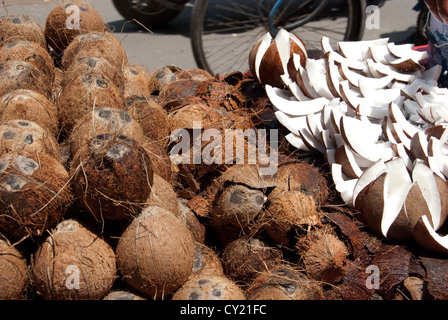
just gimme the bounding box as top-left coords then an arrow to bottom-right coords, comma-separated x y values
0,60 -> 51,99
57,72 -> 124,136
69,107 -> 145,156
171,274 -> 245,300
70,133 -> 153,220
191,242 -> 224,278
116,205 -> 195,299
0,14 -> 46,48
32,219 -> 116,300
0,90 -> 59,136
61,31 -> 127,70
0,119 -> 60,160
0,239 -> 28,300
0,152 -> 72,238
122,64 -> 157,100
158,79 -> 201,110
44,1 -> 106,54
151,65 -> 182,92
178,198 -> 206,244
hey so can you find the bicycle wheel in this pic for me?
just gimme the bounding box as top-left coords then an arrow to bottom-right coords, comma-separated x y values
191,0 -> 366,75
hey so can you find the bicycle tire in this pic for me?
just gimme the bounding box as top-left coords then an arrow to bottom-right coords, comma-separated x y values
112,0 -> 188,28
191,0 -> 366,75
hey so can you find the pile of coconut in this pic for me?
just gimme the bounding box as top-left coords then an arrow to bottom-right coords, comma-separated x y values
1,0 -> 448,302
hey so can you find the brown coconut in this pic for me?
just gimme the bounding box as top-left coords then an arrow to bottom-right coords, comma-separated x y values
145,174 -> 180,216
0,60 -> 51,99
44,1 -> 106,54
32,219 -> 117,300
151,65 -> 182,92
0,119 -> 60,160
0,239 -> 29,300
103,290 -> 146,300
70,133 -> 154,220
69,107 -> 146,156
0,14 -> 46,48
52,67 -> 64,103
122,64 -> 157,100
176,68 -> 213,82
141,138 -> 175,182
0,152 -> 72,238
63,55 -> 125,89
171,274 -> 245,300
57,72 -> 125,135
246,265 -> 324,300
178,198 -> 206,244
221,236 -> 283,283
116,206 -> 195,299
61,31 -> 127,70
0,89 -> 59,136
158,79 -> 202,110
125,96 -> 170,146
191,242 -> 224,278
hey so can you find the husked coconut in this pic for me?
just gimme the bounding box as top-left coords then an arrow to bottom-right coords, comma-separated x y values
145,174 -> 180,216
151,65 -> 182,92
0,14 -> 46,48
0,152 -> 72,238
32,219 -> 116,300
122,64 -> 157,100
116,206 -> 195,299
70,133 -> 154,220
178,198 -> 206,244
0,119 -> 60,160
44,1 -> 106,53
191,242 -> 224,278
176,68 -> 213,82
103,290 -> 146,300
171,274 -> 245,300
158,79 -> 201,110
0,239 -> 28,300
0,89 -> 59,136
141,138 -> 174,182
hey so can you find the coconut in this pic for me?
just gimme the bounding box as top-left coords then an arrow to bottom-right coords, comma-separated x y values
44,1 -> 106,54
63,55 -> 125,89
69,107 -> 146,157
141,138 -> 175,182
221,236 -> 283,283
0,14 -> 46,48
116,206 -> 195,299
178,198 -> 206,244
151,65 -> 182,92
103,290 -> 146,300
176,68 -> 213,82
0,60 -> 51,99
0,41 -> 55,83
0,152 -> 72,238
260,190 -> 322,246
0,119 -> 60,160
191,242 -> 224,278
125,97 -> 170,146
122,64 -> 157,100
57,72 -> 125,135
32,219 -> 116,300
245,265 -> 324,300
70,133 -> 153,220
61,31 -> 127,70
145,174 -> 180,216
0,239 -> 29,300
158,79 -> 201,110
0,89 -> 59,136
171,274 -> 245,300
52,67 -> 64,103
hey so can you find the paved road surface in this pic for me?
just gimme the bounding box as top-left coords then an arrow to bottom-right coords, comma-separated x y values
1,0 -> 422,73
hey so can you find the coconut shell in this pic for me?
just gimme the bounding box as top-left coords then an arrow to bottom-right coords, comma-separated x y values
57,72 -> 125,135
69,107 -> 146,156
116,206 -> 195,299
141,138 -> 174,182
176,68 -> 213,82
0,152 -> 72,238
0,60 -> 51,99
0,14 -> 46,48
103,290 -> 146,300
45,1 -> 106,53
122,64 -> 157,100
32,219 -> 116,300
63,55 -> 125,89
0,119 -> 60,160
61,31 -> 127,70
191,242 -> 224,278
0,239 -> 28,300
70,133 -> 154,220
171,274 -> 245,300
146,174 -> 180,216
151,65 -> 182,92
158,79 -> 201,110
178,198 -> 206,244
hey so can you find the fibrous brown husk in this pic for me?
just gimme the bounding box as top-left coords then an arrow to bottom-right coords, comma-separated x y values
0,239 -> 29,300
63,55 -> 125,89
0,119 -> 60,160
0,14 -> 46,48
0,60 -> 51,99
246,265 -> 324,300
32,219 -> 116,300
191,242 -> 224,278
70,133 -> 153,220
221,236 -> 283,283
57,72 -> 125,135
61,31 -> 127,70
171,274 -> 246,300
45,1 -> 106,54
116,206 -> 195,299
52,67 -> 64,103
158,79 -> 202,110
103,290 -> 146,300
0,41 -> 55,84
0,89 -> 59,136
145,174 -> 180,216
69,107 -> 146,157
178,198 -> 206,244
122,64 -> 157,100
141,138 -> 175,183
151,65 -> 182,92
0,152 -> 72,238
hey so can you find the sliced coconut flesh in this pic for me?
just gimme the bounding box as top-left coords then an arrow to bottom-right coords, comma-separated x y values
414,215 -> 448,254
299,126 -> 326,154
338,38 -> 389,61
305,58 -> 336,99
285,132 -> 308,150
352,159 -> 387,206
295,54 -> 321,99
254,32 -> 273,81
274,110 -> 307,135
331,162 -> 358,204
